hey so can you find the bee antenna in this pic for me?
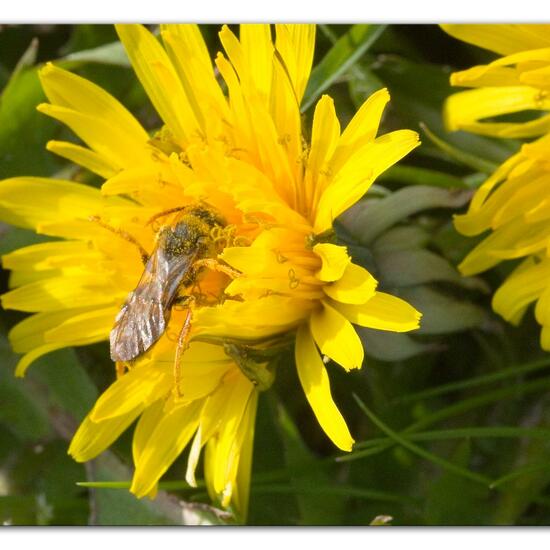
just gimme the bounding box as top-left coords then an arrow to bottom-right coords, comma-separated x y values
146,206 -> 189,227
89,215 -> 149,264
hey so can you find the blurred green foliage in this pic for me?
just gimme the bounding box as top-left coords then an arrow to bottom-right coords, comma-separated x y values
1,23 -> 550,526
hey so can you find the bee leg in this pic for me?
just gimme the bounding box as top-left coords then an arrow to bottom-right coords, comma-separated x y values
173,304 -> 195,399
88,216 -> 149,264
172,295 -> 192,310
115,361 -> 128,379
192,258 -> 241,279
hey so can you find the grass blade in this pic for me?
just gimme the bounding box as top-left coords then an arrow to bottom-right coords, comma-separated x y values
353,394 -> 493,487
301,24 -> 386,112
392,356 -> 550,406
420,122 -> 498,174
342,426 -> 550,462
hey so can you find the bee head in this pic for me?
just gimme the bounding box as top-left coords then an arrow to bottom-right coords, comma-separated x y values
185,204 -> 226,229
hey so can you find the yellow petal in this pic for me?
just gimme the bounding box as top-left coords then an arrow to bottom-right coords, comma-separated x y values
204,437 -> 219,504
270,52 -> 303,187
454,152 -> 524,236
160,26 -> 231,135
69,405 -> 144,462
458,218 -> 550,276
1,274 -> 119,312
331,88 -> 390,173
0,177 -> 108,230
132,399 -> 166,465
185,426 -> 204,488
314,130 -> 420,234
444,87 -> 550,138
38,63 -> 148,169
541,324 -> 550,351
39,63 -> 147,145
309,301 -> 364,371
490,172 -> 550,229
90,365 -> 171,422
239,24 -> 274,102
305,95 -> 340,211
334,291 -> 421,332
46,140 -> 117,179
313,243 -> 351,282
323,262 -> 378,304
115,24 -> 200,145
521,64 -> 550,89
295,323 -> 354,451
221,246 -> 292,278
493,257 -> 550,324
211,371 -> 254,495
7,307 -> 95,353
37,103 -> 144,171
175,361 -> 233,404
218,26 -> 244,81
193,296 -> 313,341
441,24 -> 550,56
275,24 -> 315,103
44,306 -> 118,345
131,401 -> 202,498
232,390 -> 258,521
535,282 -> 550,326
14,343 -> 70,377
191,371 -> 240,447
450,65 -> 519,88
2,240 -> 97,272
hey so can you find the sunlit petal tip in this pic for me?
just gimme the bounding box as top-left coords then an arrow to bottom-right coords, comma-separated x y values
37,61 -> 55,78
35,102 -> 50,114
335,292 -> 421,333
310,302 -> 364,371
323,263 -> 378,305
313,243 -> 351,282
295,324 -> 355,451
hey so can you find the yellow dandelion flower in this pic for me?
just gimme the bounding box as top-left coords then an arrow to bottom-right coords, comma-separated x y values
0,23 -> 421,512
442,24 -> 550,138
443,24 -> 550,350
69,341 -> 258,514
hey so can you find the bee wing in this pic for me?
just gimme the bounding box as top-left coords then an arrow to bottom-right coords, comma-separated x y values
110,244 -> 197,362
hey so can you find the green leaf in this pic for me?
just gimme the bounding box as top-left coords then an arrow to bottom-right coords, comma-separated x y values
359,329 -> 437,362
393,356 -> 550,406
0,42 -> 62,178
272,396 -> 346,525
338,186 -> 472,246
86,453 -> 180,525
11,37 -> 39,77
374,248 -> 485,290
378,164 -> 469,189
302,24 -> 386,112
372,225 -> 430,252
491,402 -> 550,524
424,440 -> 491,525
32,348 -> 98,422
420,123 -> 498,174
59,41 -> 130,69
408,378 -> 550,435
0,225 -> 53,260
399,286 -> 489,335
0,335 -> 51,441
347,62 -> 385,110
353,394 -> 493,487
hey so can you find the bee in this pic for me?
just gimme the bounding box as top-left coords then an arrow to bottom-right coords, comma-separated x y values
101,205 -> 239,382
